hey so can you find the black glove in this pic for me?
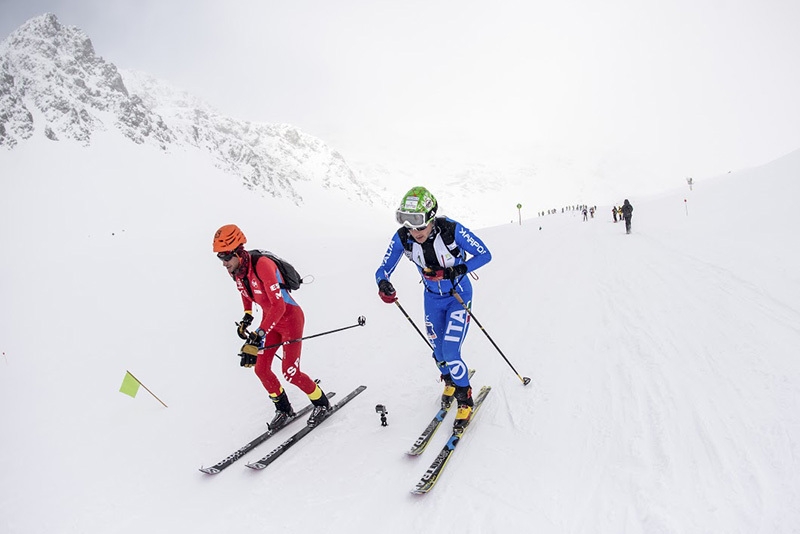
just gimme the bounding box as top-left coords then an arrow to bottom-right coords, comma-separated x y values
442,264 -> 468,281
239,329 -> 264,368
239,347 -> 258,367
378,279 -> 397,303
236,311 -> 254,340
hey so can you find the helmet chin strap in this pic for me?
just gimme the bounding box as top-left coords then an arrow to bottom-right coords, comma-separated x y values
231,249 -> 250,278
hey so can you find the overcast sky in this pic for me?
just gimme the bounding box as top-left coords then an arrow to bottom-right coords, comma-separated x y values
3,0 -> 800,187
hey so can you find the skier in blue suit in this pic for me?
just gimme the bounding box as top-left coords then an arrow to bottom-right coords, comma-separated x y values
375,186 -> 492,430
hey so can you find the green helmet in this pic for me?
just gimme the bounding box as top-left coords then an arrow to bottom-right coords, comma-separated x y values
396,187 -> 438,229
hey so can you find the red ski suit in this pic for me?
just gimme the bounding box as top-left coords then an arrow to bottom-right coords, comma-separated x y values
235,253 -> 317,396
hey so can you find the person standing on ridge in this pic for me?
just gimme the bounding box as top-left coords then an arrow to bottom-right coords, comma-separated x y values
213,224 -> 331,428
374,187 -> 492,431
622,199 -> 634,234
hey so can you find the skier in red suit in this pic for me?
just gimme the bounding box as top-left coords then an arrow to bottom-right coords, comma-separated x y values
213,224 -> 331,428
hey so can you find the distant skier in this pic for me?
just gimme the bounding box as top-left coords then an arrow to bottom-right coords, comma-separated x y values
622,199 -> 634,234
212,224 -> 331,428
583,207 -> 588,221
374,187 -> 492,431
612,207 -> 618,223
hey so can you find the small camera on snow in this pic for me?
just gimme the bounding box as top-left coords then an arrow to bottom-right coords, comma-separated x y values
375,404 -> 388,427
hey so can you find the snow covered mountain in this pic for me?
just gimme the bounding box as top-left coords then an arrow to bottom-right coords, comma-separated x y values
0,14 -> 174,149
0,13 -> 388,207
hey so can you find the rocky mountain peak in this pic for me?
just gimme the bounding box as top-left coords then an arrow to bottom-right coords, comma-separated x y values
1,14 -> 388,207
0,13 -> 173,148
9,13 -> 97,65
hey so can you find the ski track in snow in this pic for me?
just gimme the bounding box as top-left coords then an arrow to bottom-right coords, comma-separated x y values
445,214 -> 800,533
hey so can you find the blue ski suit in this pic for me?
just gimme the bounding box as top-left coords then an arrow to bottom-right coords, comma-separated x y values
375,217 -> 492,387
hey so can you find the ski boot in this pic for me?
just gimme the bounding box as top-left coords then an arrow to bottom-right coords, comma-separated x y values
441,373 -> 456,409
307,388 -> 331,427
452,385 -> 474,433
268,390 -> 295,430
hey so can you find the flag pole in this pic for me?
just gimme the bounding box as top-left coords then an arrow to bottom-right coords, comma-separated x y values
126,370 -> 168,408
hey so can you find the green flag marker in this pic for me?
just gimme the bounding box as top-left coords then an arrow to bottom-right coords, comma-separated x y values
119,371 -> 141,398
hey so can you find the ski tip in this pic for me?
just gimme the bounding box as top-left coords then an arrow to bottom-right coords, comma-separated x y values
199,467 -> 220,475
245,463 -> 266,470
347,385 -> 367,396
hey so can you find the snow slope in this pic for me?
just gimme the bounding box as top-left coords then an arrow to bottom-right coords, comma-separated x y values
1,136 -> 799,534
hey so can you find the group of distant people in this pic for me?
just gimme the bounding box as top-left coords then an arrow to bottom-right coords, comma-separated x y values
538,205 -> 593,217
539,200 -> 634,234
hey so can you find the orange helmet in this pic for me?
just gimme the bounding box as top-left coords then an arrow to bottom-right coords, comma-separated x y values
213,224 -> 247,253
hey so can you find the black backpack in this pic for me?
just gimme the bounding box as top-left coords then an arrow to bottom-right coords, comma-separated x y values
249,249 -> 303,291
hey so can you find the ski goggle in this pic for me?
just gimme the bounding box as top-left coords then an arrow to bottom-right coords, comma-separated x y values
396,210 -> 431,230
217,251 -> 237,261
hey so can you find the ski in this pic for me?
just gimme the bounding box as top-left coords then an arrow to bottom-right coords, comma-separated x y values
407,369 -> 476,456
411,385 -> 492,494
199,392 -> 336,475
245,385 -> 367,470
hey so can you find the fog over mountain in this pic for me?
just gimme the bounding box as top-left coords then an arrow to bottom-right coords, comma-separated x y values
2,12 -> 740,228
0,13 -> 390,210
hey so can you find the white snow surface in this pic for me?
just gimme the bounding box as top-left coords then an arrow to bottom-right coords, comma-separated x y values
1,134 -> 800,534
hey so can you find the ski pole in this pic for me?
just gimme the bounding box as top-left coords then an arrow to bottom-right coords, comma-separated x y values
246,316 -> 367,351
451,290 -> 531,386
393,300 -> 433,350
